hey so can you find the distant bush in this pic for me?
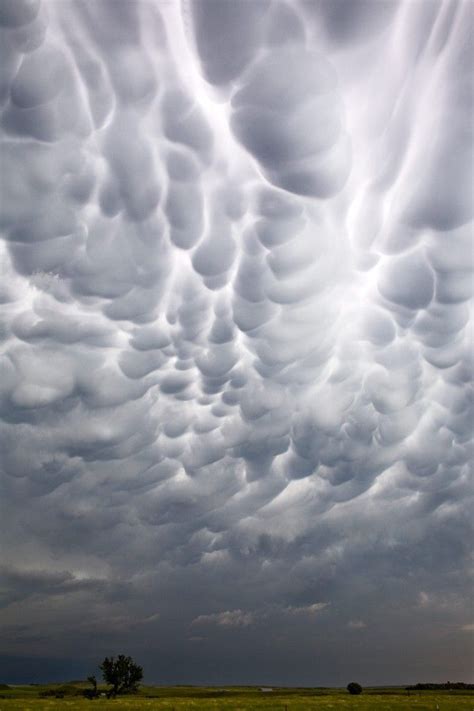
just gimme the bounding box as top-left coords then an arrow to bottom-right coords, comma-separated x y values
347,682 -> 363,695
39,685 -> 83,698
406,682 -> 474,691
0,685 -> 10,691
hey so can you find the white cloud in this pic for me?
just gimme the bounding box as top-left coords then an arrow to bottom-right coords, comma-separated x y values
348,620 -> 366,630
192,609 -> 255,628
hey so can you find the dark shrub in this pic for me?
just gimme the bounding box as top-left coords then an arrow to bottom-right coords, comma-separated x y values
347,682 -> 363,695
40,685 -> 82,698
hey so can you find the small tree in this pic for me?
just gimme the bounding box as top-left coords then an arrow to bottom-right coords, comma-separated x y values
83,675 -> 98,699
347,682 -> 363,695
99,655 -> 143,697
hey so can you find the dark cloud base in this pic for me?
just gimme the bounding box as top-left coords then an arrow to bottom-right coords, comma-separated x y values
0,0 -> 472,685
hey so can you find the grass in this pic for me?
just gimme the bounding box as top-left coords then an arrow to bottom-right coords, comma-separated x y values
0,684 -> 472,710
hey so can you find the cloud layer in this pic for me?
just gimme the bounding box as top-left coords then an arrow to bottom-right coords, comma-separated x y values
0,0 -> 472,685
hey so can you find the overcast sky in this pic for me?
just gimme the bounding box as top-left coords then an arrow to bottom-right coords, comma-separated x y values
0,0 -> 473,687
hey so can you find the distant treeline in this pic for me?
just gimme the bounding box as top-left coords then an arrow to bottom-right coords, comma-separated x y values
406,682 -> 474,690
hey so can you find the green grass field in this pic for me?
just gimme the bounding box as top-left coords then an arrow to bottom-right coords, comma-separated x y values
0,684 -> 473,711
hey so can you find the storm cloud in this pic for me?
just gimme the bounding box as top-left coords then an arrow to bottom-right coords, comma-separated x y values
0,0 -> 472,686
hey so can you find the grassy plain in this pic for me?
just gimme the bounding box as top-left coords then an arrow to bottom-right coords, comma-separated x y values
0,685 -> 472,711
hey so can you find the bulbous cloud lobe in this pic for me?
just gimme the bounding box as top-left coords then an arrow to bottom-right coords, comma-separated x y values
0,0 -> 472,685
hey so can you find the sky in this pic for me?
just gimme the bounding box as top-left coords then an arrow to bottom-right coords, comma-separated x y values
0,0 -> 473,687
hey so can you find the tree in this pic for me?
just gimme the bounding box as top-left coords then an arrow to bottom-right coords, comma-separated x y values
99,655 -> 143,697
347,682 -> 363,695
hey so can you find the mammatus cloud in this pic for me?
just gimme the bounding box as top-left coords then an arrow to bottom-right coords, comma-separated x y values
0,0 -> 472,685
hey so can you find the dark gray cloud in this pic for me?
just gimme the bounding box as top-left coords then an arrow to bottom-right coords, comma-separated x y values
0,0 -> 472,686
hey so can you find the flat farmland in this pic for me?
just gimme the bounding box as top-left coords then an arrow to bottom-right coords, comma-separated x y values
0,686 -> 473,711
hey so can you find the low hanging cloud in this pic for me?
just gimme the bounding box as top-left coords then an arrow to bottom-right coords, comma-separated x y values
0,0 -> 472,686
